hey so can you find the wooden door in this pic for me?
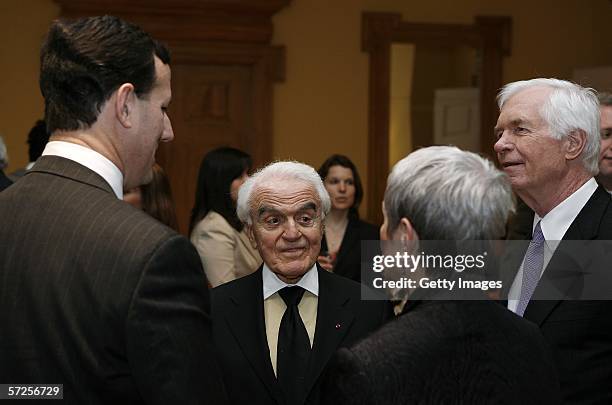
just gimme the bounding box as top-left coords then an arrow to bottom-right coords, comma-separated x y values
158,64 -> 255,235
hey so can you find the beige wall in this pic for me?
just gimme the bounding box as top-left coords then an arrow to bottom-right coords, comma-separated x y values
0,0 -> 59,172
272,0 -> 612,216
1,0 -> 610,217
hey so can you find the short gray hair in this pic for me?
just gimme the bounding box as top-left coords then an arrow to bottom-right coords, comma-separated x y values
384,146 -> 514,240
236,161 -> 331,225
598,91 -> 612,107
0,135 -> 8,169
497,78 -> 600,175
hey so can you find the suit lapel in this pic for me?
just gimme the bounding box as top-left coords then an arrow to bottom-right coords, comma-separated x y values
28,155 -> 116,195
304,267 -> 356,396
524,186 -> 611,325
222,270 -> 284,404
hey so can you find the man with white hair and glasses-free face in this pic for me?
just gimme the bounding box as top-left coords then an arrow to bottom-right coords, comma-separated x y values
494,78 -> 612,403
211,161 -> 389,405
322,146 -> 561,404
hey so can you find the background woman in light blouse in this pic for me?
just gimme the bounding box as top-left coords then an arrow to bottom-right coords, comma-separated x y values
189,147 -> 261,287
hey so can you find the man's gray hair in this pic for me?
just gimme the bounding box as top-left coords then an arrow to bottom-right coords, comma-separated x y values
598,91 -> 612,107
497,78 -> 600,175
384,146 -> 514,240
237,161 -> 331,225
0,135 -> 8,169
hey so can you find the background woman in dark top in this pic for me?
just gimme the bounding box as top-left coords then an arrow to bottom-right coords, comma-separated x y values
317,154 -> 379,282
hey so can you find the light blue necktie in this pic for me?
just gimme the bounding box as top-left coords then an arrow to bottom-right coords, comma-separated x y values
516,221 -> 545,316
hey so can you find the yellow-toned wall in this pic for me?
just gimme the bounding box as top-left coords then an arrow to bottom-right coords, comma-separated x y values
1,0 -> 610,218
271,0 -> 612,217
0,0 -> 59,173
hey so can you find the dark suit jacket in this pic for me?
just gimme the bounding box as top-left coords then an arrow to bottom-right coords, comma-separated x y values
322,290 -> 562,405
321,217 -> 379,282
0,168 -> 12,191
502,186 -> 612,404
211,265 -> 389,405
0,156 -> 228,404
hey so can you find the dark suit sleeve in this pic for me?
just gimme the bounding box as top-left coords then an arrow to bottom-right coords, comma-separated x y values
126,235 -> 229,405
321,348 -> 372,405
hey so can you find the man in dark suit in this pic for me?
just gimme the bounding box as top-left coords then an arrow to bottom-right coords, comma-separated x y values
494,78 -> 612,403
212,161 -> 389,405
0,16 -> 227,404
322,146 -> 562,404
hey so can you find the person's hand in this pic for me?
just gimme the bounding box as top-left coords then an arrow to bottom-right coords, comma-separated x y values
317,252 -> 337,271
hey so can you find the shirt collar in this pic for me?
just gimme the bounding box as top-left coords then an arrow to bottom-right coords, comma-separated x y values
42,141 -> 124,199
533,177 -> 598,242
262,263 -> 319,300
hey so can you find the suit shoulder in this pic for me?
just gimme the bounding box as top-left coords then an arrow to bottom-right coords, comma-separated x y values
212,270 -> 260,301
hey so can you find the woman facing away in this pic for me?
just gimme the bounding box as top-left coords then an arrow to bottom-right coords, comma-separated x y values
189,147 -> 261,287
317,154 -> 380,282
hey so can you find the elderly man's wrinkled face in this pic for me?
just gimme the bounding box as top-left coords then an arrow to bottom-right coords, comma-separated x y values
247,178 -> 323,283
493,87 -> 567,195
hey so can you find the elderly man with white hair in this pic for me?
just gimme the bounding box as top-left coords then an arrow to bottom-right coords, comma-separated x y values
321,146 -> 561,404
494,78 -> 612,403
211,161 -> 389,405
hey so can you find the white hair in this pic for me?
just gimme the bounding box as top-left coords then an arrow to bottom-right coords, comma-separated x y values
497,78 -> 600,175
0,135 -> 8,169
236,161 -> 331,225
384,146 -> 514,240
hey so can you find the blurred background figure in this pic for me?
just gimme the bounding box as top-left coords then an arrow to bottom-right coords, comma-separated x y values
596,91 -> 612,193
124,163 -> 179,231
317,154 -> 379,282
8,119 -> 50,181
0,135 -> 12,191
189,147 -> 261,287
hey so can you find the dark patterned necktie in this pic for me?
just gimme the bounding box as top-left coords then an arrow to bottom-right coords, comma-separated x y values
516,221 -> 545,316
277,286 -> 311,404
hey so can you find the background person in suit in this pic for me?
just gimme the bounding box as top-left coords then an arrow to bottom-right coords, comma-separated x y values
0,135 -> 12,191
596,91 -> 612,193
8,119 -> 50,181
494,78 -> 612,403
212,161 -> 389,405
189,146 -> 261,287
322,146 -> 561,405
317,154 -> 379,282
0,16 -> 227,404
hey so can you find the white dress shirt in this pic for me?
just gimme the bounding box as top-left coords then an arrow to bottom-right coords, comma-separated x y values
41,141 -> 124,199
508,178 -> 598,313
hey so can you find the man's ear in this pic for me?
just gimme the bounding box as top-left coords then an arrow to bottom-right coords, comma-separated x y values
245,224 -> 258,249
115,83 -> 136,129
398,217 -> 419,244
565,130 -> 587,161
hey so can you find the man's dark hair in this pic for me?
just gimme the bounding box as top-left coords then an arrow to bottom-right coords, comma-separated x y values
318,154 -> 364,219
189,147 -> 253,235
39,15 -> 170,133
27,120 -> 50,162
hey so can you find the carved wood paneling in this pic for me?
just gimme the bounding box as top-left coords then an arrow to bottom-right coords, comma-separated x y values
362,12 -> 511,224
